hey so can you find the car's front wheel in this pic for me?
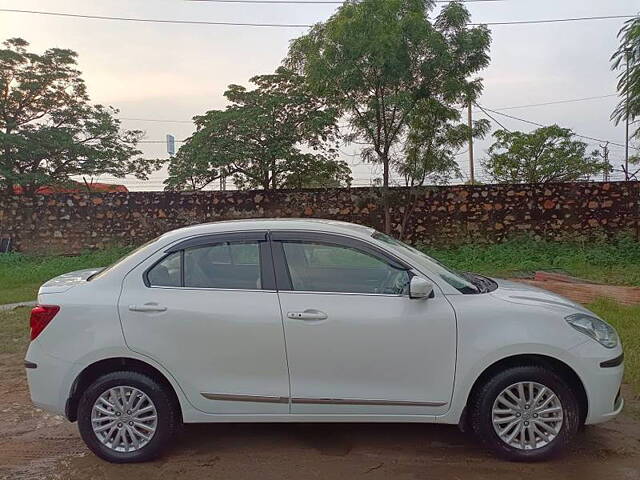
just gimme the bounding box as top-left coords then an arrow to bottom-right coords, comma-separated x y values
77,371 -> 180,463
470,365 -> 581,461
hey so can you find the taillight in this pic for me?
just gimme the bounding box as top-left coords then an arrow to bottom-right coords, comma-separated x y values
30,305 -> 60,341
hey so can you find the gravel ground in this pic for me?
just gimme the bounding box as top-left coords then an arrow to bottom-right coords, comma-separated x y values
1,352 -> 639,480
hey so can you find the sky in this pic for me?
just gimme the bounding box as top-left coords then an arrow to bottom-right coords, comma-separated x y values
1,0 -> 638,190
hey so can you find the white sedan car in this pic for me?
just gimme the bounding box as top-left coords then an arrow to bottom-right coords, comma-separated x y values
25,219 -> 623,463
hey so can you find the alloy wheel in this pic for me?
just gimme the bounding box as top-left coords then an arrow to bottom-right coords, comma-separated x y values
91,386 -> 158,452
491,381 -> 564,450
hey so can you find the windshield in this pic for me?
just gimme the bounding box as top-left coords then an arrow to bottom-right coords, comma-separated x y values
88,237 -> 161,281
371,232 -> 479,294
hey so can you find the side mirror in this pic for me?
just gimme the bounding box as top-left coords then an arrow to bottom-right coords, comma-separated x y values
409,276 -> 433,299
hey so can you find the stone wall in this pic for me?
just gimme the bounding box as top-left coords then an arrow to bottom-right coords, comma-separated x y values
0,182 -> 638,254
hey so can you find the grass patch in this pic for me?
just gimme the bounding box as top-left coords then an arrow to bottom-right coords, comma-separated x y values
0,247 -> 131,305
0,308 -> 30,355
425,236 -> 640,286
588,299 -> 640,398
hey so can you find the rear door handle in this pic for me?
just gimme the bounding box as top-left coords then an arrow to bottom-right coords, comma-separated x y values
129,303 -> 167,313
287,309 -> 328,321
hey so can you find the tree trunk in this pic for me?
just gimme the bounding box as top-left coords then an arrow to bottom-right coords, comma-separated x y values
398,187 -> 419,242
382,153 -> 391,234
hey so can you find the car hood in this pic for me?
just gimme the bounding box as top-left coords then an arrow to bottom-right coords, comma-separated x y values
489,278 -> 593,315
39,268 -> 104,294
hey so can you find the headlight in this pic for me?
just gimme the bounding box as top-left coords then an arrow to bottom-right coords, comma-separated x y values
565,313 -> 618,349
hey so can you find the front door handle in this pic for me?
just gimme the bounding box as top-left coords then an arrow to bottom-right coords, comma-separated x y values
129,303 -> 167,313
287,309 -> 328,321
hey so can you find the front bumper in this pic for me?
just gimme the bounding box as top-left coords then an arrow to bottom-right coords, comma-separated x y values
598,391 -> 625,423
570,341 -> 624,425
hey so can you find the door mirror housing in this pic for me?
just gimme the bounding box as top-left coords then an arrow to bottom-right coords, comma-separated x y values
409,276 -> 433,299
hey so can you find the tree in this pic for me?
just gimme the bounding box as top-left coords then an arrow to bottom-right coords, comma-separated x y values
398,100 -> 489,187
164,67 -> 351,191
286,0 -> 491,232
482,125 -> 608,184
611,16 -> 640,140
0,38 -> 154,194
393,99 -> 489,238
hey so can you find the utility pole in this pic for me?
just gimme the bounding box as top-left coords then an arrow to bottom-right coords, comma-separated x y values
625,48 -> 631,181
600,142 -> 610,182
467,101 -> 475,184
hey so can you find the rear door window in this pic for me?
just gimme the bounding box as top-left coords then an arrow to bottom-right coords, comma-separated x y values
147,251 -> 182,287
184,242 -> 262,290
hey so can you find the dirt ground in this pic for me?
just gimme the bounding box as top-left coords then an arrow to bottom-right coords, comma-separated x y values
1,352 -> 640,480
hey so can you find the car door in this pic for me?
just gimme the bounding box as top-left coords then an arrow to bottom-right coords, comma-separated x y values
118,231 -> 290,414
271,231 -> 457,416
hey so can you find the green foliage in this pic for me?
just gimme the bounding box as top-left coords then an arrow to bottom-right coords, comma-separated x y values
425,236 -> 640,286
400,99 -> 490,186
588,299 -> 640,397
0,38 -> 157,193
611,16 -> 640,140
164,67 -> 351,191
482,125 -> 608,184
0,308 -> 29,354
0,247 -> 131,304
286,0 -> 491,230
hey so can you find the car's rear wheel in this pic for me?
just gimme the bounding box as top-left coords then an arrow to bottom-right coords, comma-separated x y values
77,371 -> 179,462
470,365 -> 581,461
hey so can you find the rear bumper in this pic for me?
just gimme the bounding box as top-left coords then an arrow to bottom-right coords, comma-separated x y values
24,340 -> 73,417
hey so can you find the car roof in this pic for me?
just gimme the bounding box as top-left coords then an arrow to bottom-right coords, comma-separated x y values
160,218 -> 376,242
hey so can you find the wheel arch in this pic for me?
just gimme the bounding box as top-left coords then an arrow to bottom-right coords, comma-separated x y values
65,357 -> 183,423
461,354 -> 588,430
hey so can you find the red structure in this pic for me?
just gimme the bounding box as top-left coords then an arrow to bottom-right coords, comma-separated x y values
13,182 -> 128,194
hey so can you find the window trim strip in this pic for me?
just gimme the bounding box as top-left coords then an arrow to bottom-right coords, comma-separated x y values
200,392 -> 447,408
291,397 -> 447,407
201,393 -> 289,404
165,231 -> 268,253
270,230 -> 410,270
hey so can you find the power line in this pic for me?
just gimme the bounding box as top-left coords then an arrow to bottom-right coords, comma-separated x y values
0,8 -> 635,28
130,100 -> 636,153
121,93 -> 624,125
0,8 -> 311,28
477,105 -> 638,151
475,103 -> 510,131
481,94 -> 619,112
475,15 -> 635,26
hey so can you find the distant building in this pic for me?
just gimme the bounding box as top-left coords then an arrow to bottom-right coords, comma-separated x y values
12,181 -> 129,194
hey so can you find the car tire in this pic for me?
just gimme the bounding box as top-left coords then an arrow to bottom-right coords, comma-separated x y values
470,365 -> 581,461
77,371 -> 180,463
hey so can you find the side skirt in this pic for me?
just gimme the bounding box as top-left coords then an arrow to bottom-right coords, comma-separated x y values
181,412 -> 444,424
